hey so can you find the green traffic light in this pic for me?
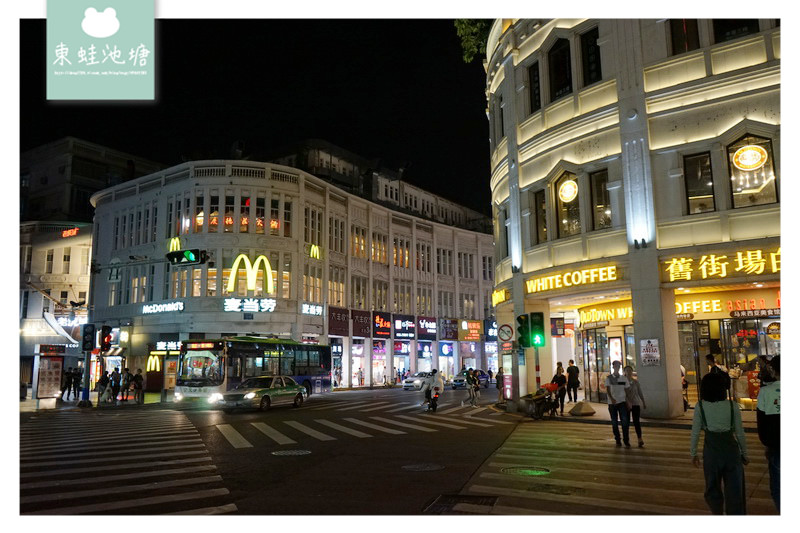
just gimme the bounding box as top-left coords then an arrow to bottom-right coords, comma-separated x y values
184,250 -> 196,262
533,334 -> 544,346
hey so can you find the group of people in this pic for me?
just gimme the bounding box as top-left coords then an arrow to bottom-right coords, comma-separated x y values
59,367 -> 83,401
96,367 -> 145,405
459,368 -> 484,408
548,360 -> 582,416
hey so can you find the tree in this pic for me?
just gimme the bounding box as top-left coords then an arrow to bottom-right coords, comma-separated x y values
454,19 -> 492,63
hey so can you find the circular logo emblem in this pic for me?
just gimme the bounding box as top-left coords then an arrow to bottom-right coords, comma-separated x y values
732,145 -> 768,171
558,179 -> 579,203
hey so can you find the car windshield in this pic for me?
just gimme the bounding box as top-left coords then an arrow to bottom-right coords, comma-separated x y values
239,377 -> 272,389
411,372 -> 429,378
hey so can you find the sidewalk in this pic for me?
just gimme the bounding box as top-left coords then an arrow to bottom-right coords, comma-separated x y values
19,387 -> 172,413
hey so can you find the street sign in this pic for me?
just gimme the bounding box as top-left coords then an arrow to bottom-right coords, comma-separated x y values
498,323 -> 513,342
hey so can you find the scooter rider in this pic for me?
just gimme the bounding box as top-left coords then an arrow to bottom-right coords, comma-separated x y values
420,369 -> 445,410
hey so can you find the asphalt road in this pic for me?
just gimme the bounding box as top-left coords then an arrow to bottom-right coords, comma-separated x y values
184,386 -> 518,514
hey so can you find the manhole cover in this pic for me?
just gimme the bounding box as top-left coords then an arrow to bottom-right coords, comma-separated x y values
501,466 -> 551,476
402,463 -> 445,472
271,450 -> 312,456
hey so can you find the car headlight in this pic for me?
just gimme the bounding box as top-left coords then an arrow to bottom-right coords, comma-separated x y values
413,380 -> 420,384
174,392 -> 183,401
244,392 -> 256,400
208,393 -> 223,403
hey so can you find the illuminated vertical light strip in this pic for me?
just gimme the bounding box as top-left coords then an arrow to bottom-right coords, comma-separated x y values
622,138 -> 656,245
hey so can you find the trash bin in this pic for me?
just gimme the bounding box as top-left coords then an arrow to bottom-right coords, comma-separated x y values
20,382 -> 27,400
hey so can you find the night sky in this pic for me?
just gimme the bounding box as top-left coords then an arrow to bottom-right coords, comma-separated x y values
20,19 -> 492,214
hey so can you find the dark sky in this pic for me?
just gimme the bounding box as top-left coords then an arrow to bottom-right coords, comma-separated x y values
20,19 -> 492,214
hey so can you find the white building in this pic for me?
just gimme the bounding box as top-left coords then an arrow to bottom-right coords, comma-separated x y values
90,159 -> 496,393
486,19 -> 780,417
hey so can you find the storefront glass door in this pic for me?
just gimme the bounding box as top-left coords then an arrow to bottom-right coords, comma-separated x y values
582,328 -> 609,402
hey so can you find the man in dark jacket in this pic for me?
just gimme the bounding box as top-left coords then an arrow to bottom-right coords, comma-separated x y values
706,354 -> 731,390
756,355 -> 780,512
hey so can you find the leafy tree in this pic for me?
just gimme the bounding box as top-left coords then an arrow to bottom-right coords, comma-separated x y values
454,19 -> 492,63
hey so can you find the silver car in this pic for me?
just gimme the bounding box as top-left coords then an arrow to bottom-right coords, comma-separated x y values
218,375 -> 307,412
402,372 -> 431,390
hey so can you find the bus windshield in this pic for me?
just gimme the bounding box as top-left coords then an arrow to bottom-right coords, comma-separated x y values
177,350 -> 224,386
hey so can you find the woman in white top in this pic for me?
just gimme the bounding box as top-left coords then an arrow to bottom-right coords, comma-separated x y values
623,366 -> 647,447
690,372 -> 749,515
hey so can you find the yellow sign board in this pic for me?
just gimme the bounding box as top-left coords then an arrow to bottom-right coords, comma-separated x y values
663,247 -> 780,282
168,237 -> 181,252
146,355 -> 161,372
492,289 -> 509,306
310,244 -> 322,260
226,254 -> 275,294
526,265 -> 618,294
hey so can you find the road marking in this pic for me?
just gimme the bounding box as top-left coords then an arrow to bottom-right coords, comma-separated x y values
435,417 -> 493,428
20,442 -> 205,459
24,487 -> 230,515
21,449 -> 209,468
216,424 -> 253,448
395,414 -> 467,430
438,405 -> 473,414
19,434 -> 202,453
20,457 -> 212,478
19,427 -> 198,446
369,416 -> 437,432
307,400 -> 372,411
315,419 -> 372,438
284,421 -> 337,441
334,401 -> 392,411
167,503 -> 239,515
384,403 -> 427,412
21,475 -> 222,504
489,411 -> 504,416
20,421 -> 195,436
343,418 -> 406,435
458,415 -> 514,425
251,422 -> 297,445
20,465 -> 217,490
464,407 -> 489,416
358,403 -> 405,412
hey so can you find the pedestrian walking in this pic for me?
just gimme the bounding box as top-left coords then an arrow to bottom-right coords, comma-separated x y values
461,368 -> 477,407
706,353 -> 731,390
358,368 -> 364,386
132,368 -> 144,404
61,367 -> 74,401
110,367 -> 121,402
605,360 -> 632,447
551,366 -> 567,415
496,367 -> 505,403
121,368 -> 133,401
756,355 -> 780,512
97,371 -> 110,401
566,359 -> 580,402
71,367 -> 82,399
472,369 -> 482,402
488,369 -> 494,384
624,365 -> 647,447
691,371 -> 748,515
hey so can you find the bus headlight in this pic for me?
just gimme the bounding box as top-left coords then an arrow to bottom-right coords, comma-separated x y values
208,393 -> 223,403
174,392 -> 183,401
244,392 -> 256,400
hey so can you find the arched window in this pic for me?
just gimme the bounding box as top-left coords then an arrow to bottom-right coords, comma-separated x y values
727,134 -> 778,209
548,38 -> 572,102
555,172 -> 581,238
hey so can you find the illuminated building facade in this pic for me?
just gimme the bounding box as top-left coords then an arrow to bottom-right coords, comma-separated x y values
90,159 -> 496,392
486,19 -> 779,416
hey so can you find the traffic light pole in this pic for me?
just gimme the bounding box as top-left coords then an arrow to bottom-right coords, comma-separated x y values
534,346 -> 541,390
77,350 -> 92,407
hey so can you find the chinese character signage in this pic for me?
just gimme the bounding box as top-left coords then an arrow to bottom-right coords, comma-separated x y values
417,316 -> 437,340
61,227 -> 80,238
351,310 -> 371,338
222,298 -> 276,313
47,1 -> 155,100
155,341 -> 181,351
458,320 -> 483,342
328,307 -> 350,337
302,303 -> 323,316
439,319 -> 459,341
393,314 -> 416,339
485,319 -> 498,341
663,247 -> 780,282
372,312 -> 391,338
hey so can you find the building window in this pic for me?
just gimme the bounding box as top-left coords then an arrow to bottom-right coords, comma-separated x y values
23,246 -> 32,274
555,172 -> 581,238
224,193 -> 235,233
436,248 -> 453,276
684,153 -> 716,214
270,198 -> 280,235
240,194 -> 250,233
62,247 -> 71,274
330,217 -> 345,254
590,170 -> 612,229
351,276 -> 368,310
372,280 -> 388,311
256,195 -> 265,235
45,249 -> 54,274
393,237 -> 410,268
371,232 -> 387,263
281,254 -> 291,299
669,19 -> 700,55
713,19 -> 760,44
533,190 -> 547,244
580,27 -> 602,87
283,201 -> 292,237
548,38 -> 572,101
351,226 -> 367,259
209,194 -> 219,233
151,205 -> 158,242
192,268 -> 202,297
482,256 -> 494,281
529,61 -> 541,114
328,265 -> 345,306
727,134 -> 778,208
303,263 -> 322,303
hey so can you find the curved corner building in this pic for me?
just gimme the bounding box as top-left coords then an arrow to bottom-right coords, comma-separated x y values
486,19 -> 780,417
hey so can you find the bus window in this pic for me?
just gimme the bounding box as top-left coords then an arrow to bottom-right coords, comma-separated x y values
229,356 -> 242,379
245,356 -> 264,377
264,356 -> 280,375
177,350 -> 225,386
319,346 -> 332,372
296,345 -> 309,376
308,349 -> 320,368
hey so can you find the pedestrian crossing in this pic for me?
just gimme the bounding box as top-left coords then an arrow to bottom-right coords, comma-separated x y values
208,402 -> 515,449
451,421 -> 778,515
19,410 -> 237,515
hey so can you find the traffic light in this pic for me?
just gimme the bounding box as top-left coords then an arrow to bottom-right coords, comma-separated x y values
81,323 -> 96,351
529,312 -> 546,347
166,249 -> 207,266
516,314 -> 531,348
100,325 -> 113,352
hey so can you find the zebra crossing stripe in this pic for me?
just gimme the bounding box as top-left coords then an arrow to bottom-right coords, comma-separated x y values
395,414 -> 467,430
25,487 -> 230,515
343,418 -> 406,435
369,416 -> 437,432
20,475 -> 223,505
307,400 -> 372,411
19,427 -> 198,446
458,415 -> 514,425
20,457 -> 212,478
315,419 -> 372,438
216,424 -> 253,448
20,421 -> 194,435
334,401 -> 392,411
20,465 -> 217,490
384,403 -> 427,412
167,503 -> 238,515
21,449 -> 209,468
19,434 -> 201,453
20,442 -> 205,459
358,403 -> 403,412
464,407 -> 489,416
284,421 -> 337,441
435,416 -> 493,428
438,405 -> 473,414
251,422 -> 297,445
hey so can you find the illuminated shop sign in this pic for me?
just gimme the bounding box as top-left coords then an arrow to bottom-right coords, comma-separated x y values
730,309 -> 780,318
155,341 -> 181,351
485,343 -> 498,354
526,265 -> 618,294
393,341 -> 411,354
168,237 -> 181,252
417,316 -> 437,340
307,244 -> 323,260
439,319 -> 458,340
458,320 -> 483,342
223,298 -> 276,313
146,355 -> 161,372
61,227 -> 80,238
226,254 -> 275,294
440,342 -> 453,356
373,312 -> 391,338
732,145 -> 768,171
492,289 -> 509,306
418,343 -> 433,358
143,301 -> 184,314
558,179 -> 579,203
393,314 -> 416,339
663,248 -> 780,282
302,303 -> 323,316
57,316 -> 88,327
485,320 -> 498,340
